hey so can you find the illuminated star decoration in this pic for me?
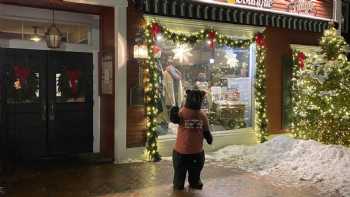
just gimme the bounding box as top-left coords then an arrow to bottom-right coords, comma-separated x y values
225,50 -> 239,68
172,44 -> 193,64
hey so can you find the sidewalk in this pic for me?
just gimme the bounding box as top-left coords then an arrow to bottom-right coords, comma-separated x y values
3,160 -> 320,197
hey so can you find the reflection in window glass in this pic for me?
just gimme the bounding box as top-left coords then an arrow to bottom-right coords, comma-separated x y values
155,39 -> 255,136
0,18 -> 91,44
56,73 -> 62,97
56,72 -> 86,103
35,73 -> 40,98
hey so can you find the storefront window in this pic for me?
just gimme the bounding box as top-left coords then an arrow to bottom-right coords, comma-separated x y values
155,38 -> 256,136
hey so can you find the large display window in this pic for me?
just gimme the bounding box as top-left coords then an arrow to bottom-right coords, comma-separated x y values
155,36 -> 256,136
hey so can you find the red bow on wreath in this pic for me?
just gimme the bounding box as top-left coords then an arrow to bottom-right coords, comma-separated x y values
14,65 -> 31,83
297,52 -> 306,70
66,69 -> 81,97
208,31 -> 217,49
151,23 -> 161,39
255,33 -> 265,47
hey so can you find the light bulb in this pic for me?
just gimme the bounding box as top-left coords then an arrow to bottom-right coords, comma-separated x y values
30,35 -> 41,42
156,34 -> 163,41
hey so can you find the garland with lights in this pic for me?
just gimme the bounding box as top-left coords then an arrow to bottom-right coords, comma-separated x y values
291,27 -> 350,146
255,34 -> 269,143
143,20 -> 268,161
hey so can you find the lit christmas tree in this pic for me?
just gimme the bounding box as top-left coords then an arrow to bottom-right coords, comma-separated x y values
292,26 -> 350,146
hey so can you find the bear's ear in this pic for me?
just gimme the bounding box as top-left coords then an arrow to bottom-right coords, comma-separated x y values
186,89 -> 192,95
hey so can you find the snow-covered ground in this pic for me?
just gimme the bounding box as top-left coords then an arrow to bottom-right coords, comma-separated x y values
206,136 -> 350,197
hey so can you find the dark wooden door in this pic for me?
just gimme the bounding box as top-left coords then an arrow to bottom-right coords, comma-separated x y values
0,48 -> 7,163
47,51 -> 93,155
3,49 -> 48,159
2,49 -> 93,159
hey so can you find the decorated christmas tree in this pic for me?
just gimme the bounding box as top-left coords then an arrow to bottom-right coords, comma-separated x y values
292,26 -> 350,146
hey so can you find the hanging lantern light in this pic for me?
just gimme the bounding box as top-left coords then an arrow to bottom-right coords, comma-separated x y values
46,9 -> 62,48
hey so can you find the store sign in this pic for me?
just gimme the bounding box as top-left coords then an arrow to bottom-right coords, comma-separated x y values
229,0 -> 273,9
207,0 -> 274,9
195,0 -> 333,20
287,0 -> 316,16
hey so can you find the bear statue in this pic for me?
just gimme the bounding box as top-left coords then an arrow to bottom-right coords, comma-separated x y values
170,89 -> 213,190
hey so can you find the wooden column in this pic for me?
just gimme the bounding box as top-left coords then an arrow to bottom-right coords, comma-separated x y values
100,7 -> 115,158
265,27 -> 322,133
126,2 -> 147,148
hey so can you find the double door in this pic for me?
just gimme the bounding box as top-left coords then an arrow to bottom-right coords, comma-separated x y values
1,48 -> 93,160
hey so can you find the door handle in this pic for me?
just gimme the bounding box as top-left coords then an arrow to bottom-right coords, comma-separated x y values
49,103 -> 55,121
42,104 -> 47,121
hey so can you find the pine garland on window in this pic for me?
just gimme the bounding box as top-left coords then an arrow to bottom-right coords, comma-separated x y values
143,19 -> 268,161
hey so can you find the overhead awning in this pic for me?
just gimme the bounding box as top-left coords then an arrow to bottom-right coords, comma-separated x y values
135,0 -> 329,33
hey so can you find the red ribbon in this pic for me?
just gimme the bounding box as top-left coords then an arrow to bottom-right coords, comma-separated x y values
66,69 -> 80,97
151,23 -> 161,39
255,33 -> 265,47
208,31 -> 216,49
297,52 -> 306,70
14,65 -> 31,83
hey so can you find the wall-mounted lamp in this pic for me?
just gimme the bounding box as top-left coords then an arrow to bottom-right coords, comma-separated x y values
131,44 -> 147,106
133,44 -> 148,59
133,27 -> 148,60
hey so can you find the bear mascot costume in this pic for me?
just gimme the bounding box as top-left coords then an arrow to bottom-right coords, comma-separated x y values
170,89 -> 213,190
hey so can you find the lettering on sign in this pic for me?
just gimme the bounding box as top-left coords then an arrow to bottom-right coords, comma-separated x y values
286,0 -> 317,16
212,0 -> 273,9
235,0 -> 273,8
196,0 -> 331,19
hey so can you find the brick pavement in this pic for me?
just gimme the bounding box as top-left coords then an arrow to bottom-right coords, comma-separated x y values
2,159 -> 320,197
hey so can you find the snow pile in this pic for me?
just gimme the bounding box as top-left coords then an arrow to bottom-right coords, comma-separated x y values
207,136 -> 350,197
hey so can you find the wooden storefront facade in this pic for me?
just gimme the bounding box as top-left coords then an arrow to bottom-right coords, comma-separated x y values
125,0 -> 337,149
0,0 -> 340,163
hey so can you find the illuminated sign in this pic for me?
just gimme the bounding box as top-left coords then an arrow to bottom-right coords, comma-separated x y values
230,0 -> 273,8
194,0 -> 332,20
287,0 -> 316,16
208,0 -> 273,9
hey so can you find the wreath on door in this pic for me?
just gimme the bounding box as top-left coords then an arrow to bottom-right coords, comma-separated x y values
7,65 -> 39,103
57,67 -> 84,100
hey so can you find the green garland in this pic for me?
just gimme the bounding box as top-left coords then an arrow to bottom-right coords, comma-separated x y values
255,39 -> 269,143
144,19 -> 268,161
